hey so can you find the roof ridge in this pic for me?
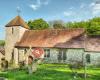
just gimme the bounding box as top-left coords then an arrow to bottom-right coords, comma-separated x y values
25,28 -> 84,31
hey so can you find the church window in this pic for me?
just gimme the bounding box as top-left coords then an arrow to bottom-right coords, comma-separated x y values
44,49 -> 50,58
58,49 -> 67,62
86,54 -> 91,63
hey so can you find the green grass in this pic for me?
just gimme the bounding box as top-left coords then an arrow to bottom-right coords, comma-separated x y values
0,64 -> 100,80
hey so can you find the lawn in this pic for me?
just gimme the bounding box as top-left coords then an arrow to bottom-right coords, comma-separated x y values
0,64 -> 100,80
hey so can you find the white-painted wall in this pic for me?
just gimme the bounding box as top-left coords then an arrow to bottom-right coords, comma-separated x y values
49,49 -> 58,63
14,48 -> 100,65
19,27 -> 27,41
67,49 -> 84,62
49,49 -> 84,63
85,52 -> 100,65
5,27 -> 20,62
5,26 -> 27,63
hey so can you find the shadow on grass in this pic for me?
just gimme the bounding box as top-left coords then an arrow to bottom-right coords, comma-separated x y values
0,69 -> 74,80
90,74 -> 100,80
0,64 -> 100,80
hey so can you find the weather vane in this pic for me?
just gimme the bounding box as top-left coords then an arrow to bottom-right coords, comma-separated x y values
17,6 -> 21,16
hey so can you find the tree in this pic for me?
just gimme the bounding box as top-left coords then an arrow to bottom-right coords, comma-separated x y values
27,18 -> 49,30
49,20 -> 65,29
53,23 -> 65,29
65,17 -> 100,36
66,22 -> 74,28
87,17 -> 100,36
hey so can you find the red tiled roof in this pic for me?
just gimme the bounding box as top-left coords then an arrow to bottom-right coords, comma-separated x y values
5,16 -> 29,29
85,36 -> 100,52
55,35 -> 85,48
15,28 -> 85,48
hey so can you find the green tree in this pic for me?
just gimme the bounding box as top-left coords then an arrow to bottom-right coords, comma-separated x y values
27,19 -> 49,30
50,20 -> 65,29
65,17 -> 100,36
0,40 -> 5,46
53,23 -> 65,29
87,21 -> 100,35
66,22 -> 74,28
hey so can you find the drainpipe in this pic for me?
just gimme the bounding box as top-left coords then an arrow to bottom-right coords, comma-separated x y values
84,34 -> 87,80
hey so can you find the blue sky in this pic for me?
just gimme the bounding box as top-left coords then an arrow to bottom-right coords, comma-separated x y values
0,0 -> 100,40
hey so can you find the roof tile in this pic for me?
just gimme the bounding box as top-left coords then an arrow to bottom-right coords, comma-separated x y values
5,16 -> 29,29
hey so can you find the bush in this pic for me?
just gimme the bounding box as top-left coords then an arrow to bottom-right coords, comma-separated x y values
0,40 -> 5,46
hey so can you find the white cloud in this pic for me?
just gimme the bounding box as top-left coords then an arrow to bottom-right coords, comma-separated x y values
89,2 -> 95,7
93,4 -> 100,10
29,0 -> 50,10
30,4 -> 39,10
88,1 -> 100,16
92,2 -> 100,15
29,0 -> 40,10
80,3 -> 85,9
63,11 -> 73,16
69,7 -> 74,10
43,0 -> 50,5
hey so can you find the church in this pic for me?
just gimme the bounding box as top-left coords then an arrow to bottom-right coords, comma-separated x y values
5,16 -> 100,66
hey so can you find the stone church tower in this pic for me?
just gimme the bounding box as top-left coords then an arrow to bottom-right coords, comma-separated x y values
5,16 -> 29,65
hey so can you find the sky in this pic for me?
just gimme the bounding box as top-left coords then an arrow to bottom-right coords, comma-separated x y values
0,0 -> 100,40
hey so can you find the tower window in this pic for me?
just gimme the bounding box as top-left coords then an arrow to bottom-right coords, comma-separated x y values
12,27 -> 14,34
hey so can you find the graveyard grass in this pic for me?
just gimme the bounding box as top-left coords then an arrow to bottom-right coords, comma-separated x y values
0,64 -> 100,80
